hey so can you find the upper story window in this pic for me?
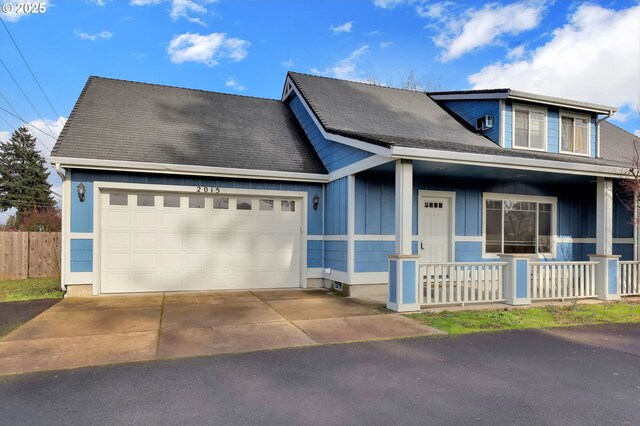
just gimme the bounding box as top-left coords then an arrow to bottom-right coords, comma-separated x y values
560,113 -> 590,156
513,105 -> 546,151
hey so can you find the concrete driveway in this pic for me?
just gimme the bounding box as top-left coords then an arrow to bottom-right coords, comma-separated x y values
0,289 -> 440,375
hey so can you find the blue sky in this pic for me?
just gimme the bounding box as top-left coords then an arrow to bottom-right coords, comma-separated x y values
0,0 -> 639,221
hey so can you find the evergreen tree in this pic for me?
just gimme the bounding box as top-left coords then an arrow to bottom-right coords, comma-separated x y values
0,127 -> 55,224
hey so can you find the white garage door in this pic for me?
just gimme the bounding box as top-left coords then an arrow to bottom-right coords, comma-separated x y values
100,191 -> 302,293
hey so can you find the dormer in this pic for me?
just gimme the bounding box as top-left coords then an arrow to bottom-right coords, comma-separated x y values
429,89 -> 616,159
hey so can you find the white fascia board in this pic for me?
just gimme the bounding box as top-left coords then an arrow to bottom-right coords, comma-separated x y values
390,146 -> 628,179
429,93 -> 509,101
50,157 -> 329,183
286,81 -> 393,157
328,155 -> 394,181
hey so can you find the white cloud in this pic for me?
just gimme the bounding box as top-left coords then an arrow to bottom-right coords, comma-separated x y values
0,130 -> 9,142
311,45 -> 369,81
379,41 -> 393,49
167,32 -> 250,66
130,0 -> 162,4
74,30 -> 113,41
281,58 -> 294,68
635,130 -> 640,137
130,0 -> 214,25
506,44 -> 526,60
373,0 -> 412,9
330,21 -> 353,34
422,1 -> 545,62
469,4 -> 640,112
225,78 -> 245,91
88,0 -> 110,5
1,0 -> 49,22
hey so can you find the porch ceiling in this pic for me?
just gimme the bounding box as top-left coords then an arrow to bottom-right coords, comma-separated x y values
368,160 -> 597,184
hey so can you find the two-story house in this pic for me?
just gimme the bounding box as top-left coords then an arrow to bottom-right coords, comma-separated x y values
51,72 -> 639,311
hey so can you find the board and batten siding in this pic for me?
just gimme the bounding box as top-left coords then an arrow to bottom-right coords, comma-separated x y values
287,94 -> 373,172
350,171 -> 633,271
68,169 -> 324,273
440,99 -> 501,145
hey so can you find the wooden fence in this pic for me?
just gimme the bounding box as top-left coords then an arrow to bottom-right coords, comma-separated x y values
0,232 -> 61,280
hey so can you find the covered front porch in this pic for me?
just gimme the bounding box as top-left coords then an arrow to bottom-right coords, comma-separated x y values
364,159 -> 638,312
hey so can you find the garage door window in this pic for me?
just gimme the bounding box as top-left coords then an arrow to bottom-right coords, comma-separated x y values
213,197 -> 229,209
163,195 -> 180,208
281,200 -> 295,212
110,193 -> 128,206
237,198 -> 252,210
137,194 -> 154,207
259,199 -> 274,211
189,196 -> 205,209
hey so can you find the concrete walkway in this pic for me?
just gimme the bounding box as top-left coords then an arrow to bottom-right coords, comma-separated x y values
0,289 -> 441,375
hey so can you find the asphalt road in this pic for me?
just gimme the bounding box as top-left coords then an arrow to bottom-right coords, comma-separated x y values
1,324 -> 639,425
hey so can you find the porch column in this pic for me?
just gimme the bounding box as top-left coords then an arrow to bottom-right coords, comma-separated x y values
498,254 -> 531,305
596,177 -> 613,255
387,160 -> 420,312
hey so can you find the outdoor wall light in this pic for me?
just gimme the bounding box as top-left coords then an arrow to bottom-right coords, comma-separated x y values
313,193 -> 320,210
77,182 -> 86,202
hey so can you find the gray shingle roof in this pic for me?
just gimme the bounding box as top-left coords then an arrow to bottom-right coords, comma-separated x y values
600,121 -> 639,169
288,72 -> 632,170
51,77 -> 327,175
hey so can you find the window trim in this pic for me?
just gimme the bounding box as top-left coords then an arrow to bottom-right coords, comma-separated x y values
482,192 -> 557,259
511,103 -> 548,152
558,110 -> 592,157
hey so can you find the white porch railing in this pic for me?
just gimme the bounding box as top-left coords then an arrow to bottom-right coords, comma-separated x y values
420,262 -> 507,306
530,261 -> 598,300
619,261 -> 640,296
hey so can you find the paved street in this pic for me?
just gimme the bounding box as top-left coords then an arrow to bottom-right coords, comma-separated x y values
1,323 -> 639,425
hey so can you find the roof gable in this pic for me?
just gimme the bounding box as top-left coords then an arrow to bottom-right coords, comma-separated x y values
52,77 -> 327,175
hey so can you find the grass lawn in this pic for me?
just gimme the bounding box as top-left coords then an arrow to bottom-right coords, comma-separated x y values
406,301 -> 640,335
0,277 -> 63,303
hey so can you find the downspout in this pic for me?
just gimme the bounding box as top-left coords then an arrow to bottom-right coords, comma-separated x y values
595,110 -> 614,158
55,163 -> 65,180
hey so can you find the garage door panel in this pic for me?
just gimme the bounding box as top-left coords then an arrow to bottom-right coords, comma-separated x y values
160,233 -> 183,249
160,213 -> 183,229
131,253 -> 157,269
134,212 -> 157,228
133,232 -> 157,249
105,253 -> 130,270
103,211 -> 131,229
101,191 -> 302,293
184,233 -> 206,250
104,232 -> 130,250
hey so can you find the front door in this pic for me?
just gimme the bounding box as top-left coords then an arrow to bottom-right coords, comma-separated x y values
419,197 -> 451,263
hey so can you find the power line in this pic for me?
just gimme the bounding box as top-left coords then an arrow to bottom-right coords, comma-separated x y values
0,56 -> 58,139
0,103 -> 58,145
0,16 -> 65,128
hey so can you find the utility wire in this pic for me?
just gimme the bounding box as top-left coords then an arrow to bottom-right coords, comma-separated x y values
0,104 -> 58,148
0,17 -> 65,128
0,56 -> 58,139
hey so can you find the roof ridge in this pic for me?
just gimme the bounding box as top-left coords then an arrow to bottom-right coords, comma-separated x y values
88,75 -> 282,103
287,71 -> 430,95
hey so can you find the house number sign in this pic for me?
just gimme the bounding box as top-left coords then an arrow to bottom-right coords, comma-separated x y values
195,186 -> 221,193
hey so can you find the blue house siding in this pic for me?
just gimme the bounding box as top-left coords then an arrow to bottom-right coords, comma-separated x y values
324,240 -> 347,272
288,94 -> 373,172
307,240 -> 323,268
547,109 -> 559,153
441,100 -> 501,144
325,177 -> 348,235
354,173 -> 394,235
504,103 -> 512,148
354,241 -> 394,272
70,239 -> 93,272
352,170 -> 633,263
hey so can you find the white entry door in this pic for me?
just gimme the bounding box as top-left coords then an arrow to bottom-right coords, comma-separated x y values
419,196 -> 451,263
100,191 -> 302,293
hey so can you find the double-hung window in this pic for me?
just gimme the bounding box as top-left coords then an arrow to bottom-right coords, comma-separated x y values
513,105 -> 546,150
560,113 -> 590,156
484,194 -> 555,255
